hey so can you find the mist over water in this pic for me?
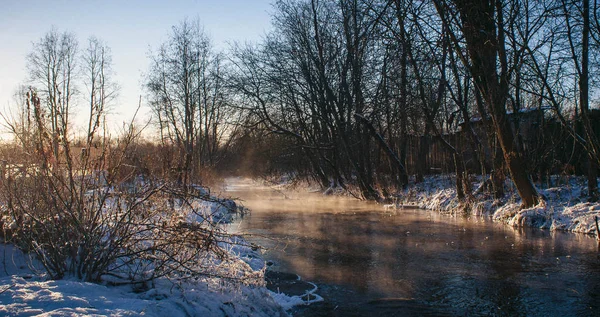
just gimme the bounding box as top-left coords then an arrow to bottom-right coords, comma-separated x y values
225,178 -> 600,316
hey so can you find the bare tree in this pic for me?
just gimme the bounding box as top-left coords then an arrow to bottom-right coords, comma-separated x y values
147,19 -> 228,186
26,29 -> 78,162
559,0 -> 599,200
434,0 -> 543,208
82,36 -> 117,147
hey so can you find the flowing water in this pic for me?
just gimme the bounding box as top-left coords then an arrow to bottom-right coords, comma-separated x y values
224,178 -> 600,316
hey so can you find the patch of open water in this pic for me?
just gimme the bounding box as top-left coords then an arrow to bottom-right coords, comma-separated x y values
225,179 -> 600,316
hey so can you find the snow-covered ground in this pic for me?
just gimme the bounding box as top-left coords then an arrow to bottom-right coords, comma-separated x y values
0,242 -> 286,316
0,196 -> 315,316
396,175 -> 600,236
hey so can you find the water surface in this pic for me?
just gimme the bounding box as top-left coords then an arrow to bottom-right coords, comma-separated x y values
225,179 -> 600,316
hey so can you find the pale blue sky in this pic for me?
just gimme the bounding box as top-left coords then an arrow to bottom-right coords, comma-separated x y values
0,0 -> 273,136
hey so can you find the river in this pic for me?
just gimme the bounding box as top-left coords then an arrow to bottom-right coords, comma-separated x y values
224,178 -> 600,316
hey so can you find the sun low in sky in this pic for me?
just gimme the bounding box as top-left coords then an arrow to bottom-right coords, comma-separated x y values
0,0 -> 273,137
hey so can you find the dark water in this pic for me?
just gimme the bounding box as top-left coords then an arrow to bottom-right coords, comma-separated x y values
225,179 -> 600,316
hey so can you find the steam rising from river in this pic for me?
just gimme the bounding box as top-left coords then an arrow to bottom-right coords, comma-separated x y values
221,177 -> 379,215
223,177 -> 600,315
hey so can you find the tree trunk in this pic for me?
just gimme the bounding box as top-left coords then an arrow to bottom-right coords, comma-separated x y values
452,0 -> 541,207
588,156 -> 599,201
581,0 -> 599,201
354,113 -> 409,188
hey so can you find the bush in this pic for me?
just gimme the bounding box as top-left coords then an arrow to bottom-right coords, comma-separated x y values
0,90 -> 260,286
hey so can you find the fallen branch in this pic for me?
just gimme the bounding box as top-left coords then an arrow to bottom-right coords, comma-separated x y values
0,283 -> 15,295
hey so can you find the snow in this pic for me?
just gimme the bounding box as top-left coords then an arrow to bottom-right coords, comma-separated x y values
181,197 -> 240,224
0,273 -> 287,316
0,234 -> 323,316
269,283 -> 324,311
0,228 -> 292,316
395,175 -> 600,236
1,276 -> 148,316
0,192 -> 314,316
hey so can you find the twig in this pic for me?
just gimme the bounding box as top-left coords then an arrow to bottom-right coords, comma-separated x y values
0,283 -> 15,295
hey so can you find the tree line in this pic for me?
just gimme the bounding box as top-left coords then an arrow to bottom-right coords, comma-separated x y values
228,0 -> 600,208
6,0 -> 600,210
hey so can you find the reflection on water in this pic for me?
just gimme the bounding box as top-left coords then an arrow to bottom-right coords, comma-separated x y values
225,178 -> 600,316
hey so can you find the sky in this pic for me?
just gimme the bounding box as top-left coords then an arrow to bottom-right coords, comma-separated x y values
0,0 -> 273,138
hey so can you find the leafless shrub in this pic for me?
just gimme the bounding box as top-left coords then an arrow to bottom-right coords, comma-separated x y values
0,89 -> 259,287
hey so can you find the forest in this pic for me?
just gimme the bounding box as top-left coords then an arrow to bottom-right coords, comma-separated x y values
146,0 -> 600,209
1,0 -> 600,217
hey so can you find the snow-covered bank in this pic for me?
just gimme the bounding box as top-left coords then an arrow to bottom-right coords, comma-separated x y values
0,244 -> 286,316
264,270 -> 324,311
396,175 -> 600,236
0,195 -> 302,316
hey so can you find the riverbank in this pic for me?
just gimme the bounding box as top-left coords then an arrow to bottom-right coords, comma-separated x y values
396,175 -> 600,236
0,195 -> 293,316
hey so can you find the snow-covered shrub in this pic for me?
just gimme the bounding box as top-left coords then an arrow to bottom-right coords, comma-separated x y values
1,167 -> 255,284
0,90 -> 254,285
